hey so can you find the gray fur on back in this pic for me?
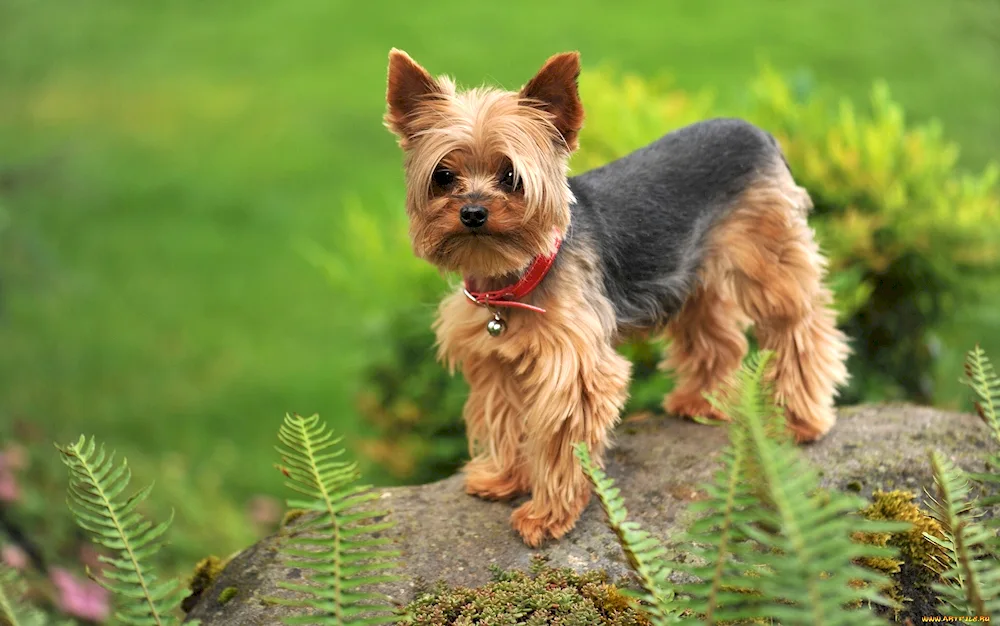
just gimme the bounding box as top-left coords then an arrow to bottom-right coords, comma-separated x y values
561,117 -> 786,333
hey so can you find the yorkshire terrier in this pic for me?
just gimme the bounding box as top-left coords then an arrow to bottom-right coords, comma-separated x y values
384,49 -> 850,547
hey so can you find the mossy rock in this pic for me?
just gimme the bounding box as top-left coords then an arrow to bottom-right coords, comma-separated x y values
183,404 -> 996,625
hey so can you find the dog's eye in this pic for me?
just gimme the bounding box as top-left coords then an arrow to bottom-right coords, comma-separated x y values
432,168 -> 456,189
499,166 -> 522,192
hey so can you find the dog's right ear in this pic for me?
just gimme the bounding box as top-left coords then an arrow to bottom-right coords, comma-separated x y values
385,49 -> 441,140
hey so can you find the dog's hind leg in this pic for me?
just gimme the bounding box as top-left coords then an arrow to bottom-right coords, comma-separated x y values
661,278 -> 750,422
708,168 -> 851,441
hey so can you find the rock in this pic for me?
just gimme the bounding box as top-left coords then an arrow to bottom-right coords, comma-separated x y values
183,404 -> 995,625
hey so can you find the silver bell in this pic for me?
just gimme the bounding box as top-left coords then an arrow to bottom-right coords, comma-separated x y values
486,314 -> 506,337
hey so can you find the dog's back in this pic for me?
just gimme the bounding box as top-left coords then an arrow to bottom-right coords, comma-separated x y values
567,118 -> 791,332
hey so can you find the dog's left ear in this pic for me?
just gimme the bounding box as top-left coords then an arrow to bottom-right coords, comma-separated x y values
519,52 -> 584,151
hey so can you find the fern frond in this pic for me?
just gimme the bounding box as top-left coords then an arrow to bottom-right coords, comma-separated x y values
678,350 -> 902,625
273,413 -> 402,625
961,345 -> 1000,511
677,351 -> 778,623
574,443 -> 678,625
56,436 -> 181,626
924,451 -> 1000,619
962,344 -> 1000,447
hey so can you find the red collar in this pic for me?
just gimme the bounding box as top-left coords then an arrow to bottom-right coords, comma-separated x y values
462,235 -> 562,314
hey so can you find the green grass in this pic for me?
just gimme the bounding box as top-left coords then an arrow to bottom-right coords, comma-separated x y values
0,0 -> 997,573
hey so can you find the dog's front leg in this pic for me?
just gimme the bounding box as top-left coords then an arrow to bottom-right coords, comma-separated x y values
510,335 -> 631,547
460,355 -> 531,500
434,291 -> 533,500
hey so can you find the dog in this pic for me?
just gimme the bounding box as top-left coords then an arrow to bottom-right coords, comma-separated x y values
383,49 -> 850,547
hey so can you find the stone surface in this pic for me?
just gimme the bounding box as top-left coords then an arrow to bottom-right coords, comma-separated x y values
183,404 -> 995,625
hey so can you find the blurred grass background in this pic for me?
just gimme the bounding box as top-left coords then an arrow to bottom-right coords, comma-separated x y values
1,0 -> 998,579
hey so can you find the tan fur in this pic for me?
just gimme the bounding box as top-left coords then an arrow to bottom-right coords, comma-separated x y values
661,281 -> 749,422
663,164 -> 851,441
434,246 -> 631,546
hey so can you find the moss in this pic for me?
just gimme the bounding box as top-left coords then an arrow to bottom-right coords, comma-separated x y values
404,558 -> 652,625
850,489 -> 947,620
181,555 -> 227,613
280,508 -> 307,528
217,587 -> 239,605
858,490 -> 945,569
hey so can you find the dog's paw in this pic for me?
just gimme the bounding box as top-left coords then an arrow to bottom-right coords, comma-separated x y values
784,407 -> 835,443
463,458 -> 527,500
510,495 -> 587,548
663,391 -> 730,423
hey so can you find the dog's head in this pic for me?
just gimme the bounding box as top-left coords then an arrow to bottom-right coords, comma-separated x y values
384,50 -> 582,279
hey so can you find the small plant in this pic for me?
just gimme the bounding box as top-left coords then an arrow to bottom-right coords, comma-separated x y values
574,446 -> 677,625
36,416 -> 405,626
271,413 -> 403,625
962,344 -> 1000,501
921,345 -> 1000,620
56,436 -> 189,626
924,452 -> 1000,619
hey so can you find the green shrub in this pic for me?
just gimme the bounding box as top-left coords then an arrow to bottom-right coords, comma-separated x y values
575,65 -> 1000,405
354,309 -> 469,484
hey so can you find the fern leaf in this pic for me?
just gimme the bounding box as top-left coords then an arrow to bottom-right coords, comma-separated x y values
924,450 -> 1000,619
962,344 -> 1000,447
677,351 -> 778,623
961,345 -> 1000,512
273,414 -> 402,625
677,351 -> 901,625
574,442 -> 678,625
56,436 -> 181,626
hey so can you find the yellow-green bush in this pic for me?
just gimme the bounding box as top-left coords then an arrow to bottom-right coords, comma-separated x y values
574,65 -> 1000,405
326,67 -> 1000,481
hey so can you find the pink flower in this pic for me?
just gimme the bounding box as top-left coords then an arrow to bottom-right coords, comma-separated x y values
1,544 -> 28,570
0,467 -> 18,503
0,444 -> 28,471
247,495 -> 282,528
0,444 -> 26,503
50,567 -> 111,623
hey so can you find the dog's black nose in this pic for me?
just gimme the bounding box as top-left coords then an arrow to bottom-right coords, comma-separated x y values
460,205 -> 489,228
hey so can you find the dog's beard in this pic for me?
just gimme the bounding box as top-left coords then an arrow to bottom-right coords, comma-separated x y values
427,230 -> 538,281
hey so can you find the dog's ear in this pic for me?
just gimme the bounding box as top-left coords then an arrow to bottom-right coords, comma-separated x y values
519,52 -> 584,151
385,48 -> 441,139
